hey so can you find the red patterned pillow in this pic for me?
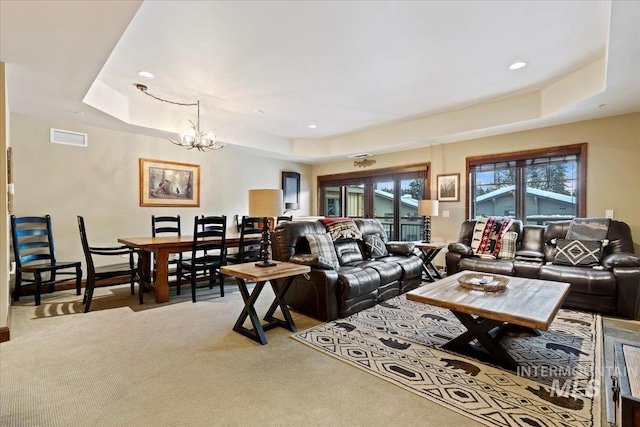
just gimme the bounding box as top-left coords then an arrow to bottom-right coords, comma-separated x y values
320,218 -> 363,241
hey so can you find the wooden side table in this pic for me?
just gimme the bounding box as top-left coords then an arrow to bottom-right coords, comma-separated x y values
220,261 -> 310,345
414,242 -> 448,282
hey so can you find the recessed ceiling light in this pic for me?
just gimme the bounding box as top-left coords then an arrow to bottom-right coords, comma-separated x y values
597,104 -> 606,109
75,112 -> 85,117
508,61 -> 527,70
137,71 -> 155,79
254,109 -> 264,114
308,124 -> 318,129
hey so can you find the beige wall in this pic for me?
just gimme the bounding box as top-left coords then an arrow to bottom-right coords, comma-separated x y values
8,113 -> 312,273
312,113 -> 640,255
1,62 -> 9,331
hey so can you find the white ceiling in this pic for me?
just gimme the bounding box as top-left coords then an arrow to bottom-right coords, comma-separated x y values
1,1 -> 639,164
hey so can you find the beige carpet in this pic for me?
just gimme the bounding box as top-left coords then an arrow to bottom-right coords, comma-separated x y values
1,282 -> 479,427
1,282 -> 636,426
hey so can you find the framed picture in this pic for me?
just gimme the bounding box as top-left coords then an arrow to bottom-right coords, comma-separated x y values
282,171 -> 300,207
437,173 -> 460,202
139,158 -> 200,207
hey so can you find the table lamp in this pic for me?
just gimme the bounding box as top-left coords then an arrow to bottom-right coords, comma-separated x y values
249,189 -> 283,267
418,199 -> 439,243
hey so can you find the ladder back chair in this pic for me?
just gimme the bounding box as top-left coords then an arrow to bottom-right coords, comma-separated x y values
151,215 -> 185,295
177,215 -> 227,302
227,216 -> 262,264
77,216 -> 143,312
10,215 -> 82,305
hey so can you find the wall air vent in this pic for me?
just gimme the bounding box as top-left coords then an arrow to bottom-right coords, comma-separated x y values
50,128 -> 88,147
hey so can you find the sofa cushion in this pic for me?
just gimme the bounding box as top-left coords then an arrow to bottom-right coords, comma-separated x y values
350,260 -> 402,285
321,218 -> 363,241
379,255 -> 423,280
337,266 -> 380,299
459,258 -> 515,275
306,233 -> 339,269
553,239 -> 603,267
539,265 -> 616,296
363,234 -> 389,259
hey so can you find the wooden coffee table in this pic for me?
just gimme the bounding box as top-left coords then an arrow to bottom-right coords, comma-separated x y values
406,270 -> 570,370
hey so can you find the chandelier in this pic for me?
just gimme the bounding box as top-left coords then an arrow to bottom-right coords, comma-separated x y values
135,84 -> 225,152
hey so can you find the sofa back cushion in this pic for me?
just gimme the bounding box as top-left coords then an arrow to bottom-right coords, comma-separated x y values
334,240 -> 365,265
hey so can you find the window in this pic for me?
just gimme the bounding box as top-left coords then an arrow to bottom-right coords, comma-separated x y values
318,164 -> 429,241
467,144 -> 586,224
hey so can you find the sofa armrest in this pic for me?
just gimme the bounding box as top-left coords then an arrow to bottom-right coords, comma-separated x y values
385,241 -> 416,256
602,252 -> 640,269
447,242 -> 473,256
289,254 -> 336,270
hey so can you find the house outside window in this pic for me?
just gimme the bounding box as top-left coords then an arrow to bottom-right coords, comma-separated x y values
466,144 -> 587,224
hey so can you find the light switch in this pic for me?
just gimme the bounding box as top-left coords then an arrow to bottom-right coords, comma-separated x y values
605,210 -> 614,219
442,210 -> 450,218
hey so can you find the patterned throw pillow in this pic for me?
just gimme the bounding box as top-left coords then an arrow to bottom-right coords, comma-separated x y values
320,218 -> 363,241
553,239 -> 603,267
497,231 -> 518,259
306,233 -> 340,269
363,234 -> 389,259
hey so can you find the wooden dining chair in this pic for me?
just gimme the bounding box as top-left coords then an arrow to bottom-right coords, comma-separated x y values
177,215 -> 227,302
10,215 -> 82,305
151,215 -> 185,295
77,216 -> 143,312
227,216 -> 262,264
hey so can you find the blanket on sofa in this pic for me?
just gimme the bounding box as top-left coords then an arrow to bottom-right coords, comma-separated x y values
470,216 -> 514,258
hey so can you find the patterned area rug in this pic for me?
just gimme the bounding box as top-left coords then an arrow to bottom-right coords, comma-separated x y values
293,295 -> 601,427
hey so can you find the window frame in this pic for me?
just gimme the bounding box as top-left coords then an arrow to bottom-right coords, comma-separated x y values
465,143 -> 587,221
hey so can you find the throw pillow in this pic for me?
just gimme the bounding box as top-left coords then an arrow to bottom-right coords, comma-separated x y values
566,218 -> 611,241
320,218 -> 363,241
497,231 -> 518,259
363,234 -> 389,259
471,216 -> 514,258
306,233 -> 339,269
553,239 -> 603,267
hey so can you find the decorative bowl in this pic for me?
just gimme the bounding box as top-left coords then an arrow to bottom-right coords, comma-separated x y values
457,273 -> 509,292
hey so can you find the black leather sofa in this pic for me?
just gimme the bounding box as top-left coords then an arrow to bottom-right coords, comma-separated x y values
272,219 -> 423,321
446,219 -> 640,319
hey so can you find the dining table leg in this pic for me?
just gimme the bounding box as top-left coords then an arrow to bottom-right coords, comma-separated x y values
154,248 -> 170,303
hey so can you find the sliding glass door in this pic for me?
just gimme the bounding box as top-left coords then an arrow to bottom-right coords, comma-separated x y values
318,164 -> 429,241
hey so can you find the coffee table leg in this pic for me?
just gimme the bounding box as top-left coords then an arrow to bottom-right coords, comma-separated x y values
443,310 -> 519,371
233,278 -> 268,345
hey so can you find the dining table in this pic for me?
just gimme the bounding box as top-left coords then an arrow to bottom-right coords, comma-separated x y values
118,235 -> 240,303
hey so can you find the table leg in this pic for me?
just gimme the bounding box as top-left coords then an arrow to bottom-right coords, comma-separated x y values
233,278 -> 269,345
420,248 -> 443,281
263,277 -> 297,332
443,310 -> 519,371
154,248 -> 170,303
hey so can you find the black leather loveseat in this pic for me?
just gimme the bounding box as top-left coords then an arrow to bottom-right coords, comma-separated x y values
272,218 -> 423,321
446,219 -> 640,319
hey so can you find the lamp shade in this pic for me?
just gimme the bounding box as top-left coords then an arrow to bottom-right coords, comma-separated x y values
249,189 -> 283,217
418,199 -> 439,216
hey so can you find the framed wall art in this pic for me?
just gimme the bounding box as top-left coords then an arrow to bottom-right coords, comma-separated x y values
282,171 -> 300,208
139,158 -> 200,207
437,173 -> 460,202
